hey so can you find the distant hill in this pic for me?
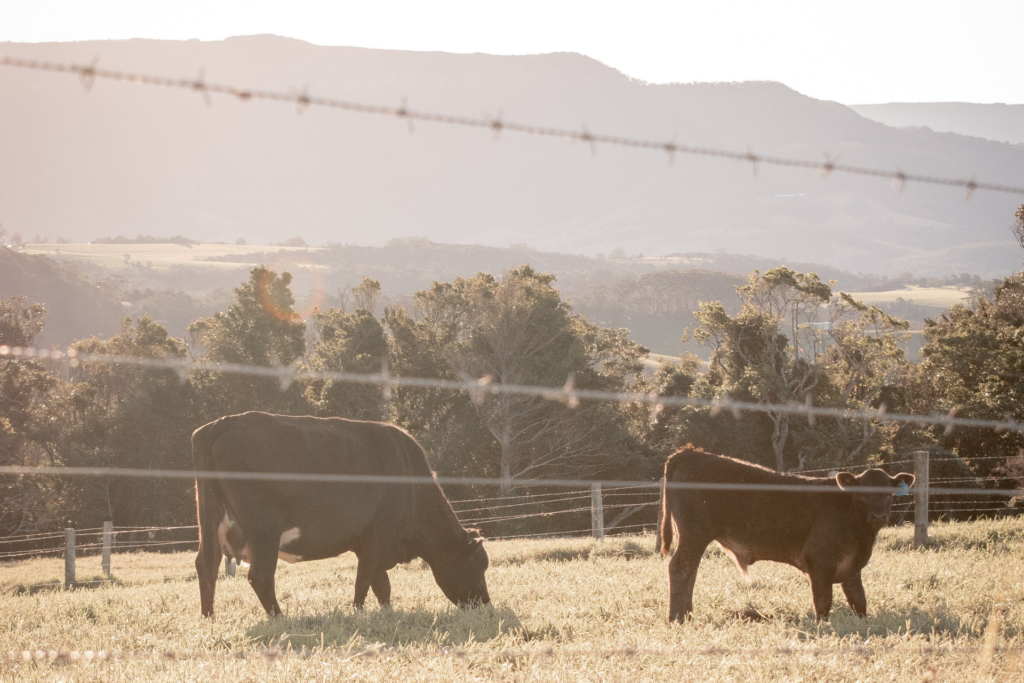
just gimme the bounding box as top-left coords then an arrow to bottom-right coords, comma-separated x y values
851,103 -> 1024,146
3,241 -> 981,355
0,248 -> 124,346
1,36 -> 1023,278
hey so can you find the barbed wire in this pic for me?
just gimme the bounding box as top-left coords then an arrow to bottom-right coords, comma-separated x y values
491,522 -> 655,540
0,55 -> 1021,198
2,344 -> 1021,436
795,458 -> 917,475
452,493 -> 595,514
449,489 -> 588,505
0,528 -> 106,546
453,491 -> 656,516
462,500 -> 659,526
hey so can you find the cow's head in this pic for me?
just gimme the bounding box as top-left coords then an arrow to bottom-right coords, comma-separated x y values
836,469 -> 915,530
428,529 -> 491,607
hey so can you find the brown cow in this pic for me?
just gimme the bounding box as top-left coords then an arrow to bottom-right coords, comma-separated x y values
192,412 -> 490,617
659,446 -> 914,623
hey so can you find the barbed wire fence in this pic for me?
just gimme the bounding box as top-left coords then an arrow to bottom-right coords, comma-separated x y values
2,55 -> 1023,198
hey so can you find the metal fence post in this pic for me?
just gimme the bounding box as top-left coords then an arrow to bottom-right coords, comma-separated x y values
224,556 -> 236,577
101,521 -> 112,577
591,483 -> 604,540
64,528 -> 75,588
914,450 -> 930,547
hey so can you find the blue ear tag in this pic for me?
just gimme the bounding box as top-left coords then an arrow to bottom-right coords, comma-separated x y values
896,481 -> 910,496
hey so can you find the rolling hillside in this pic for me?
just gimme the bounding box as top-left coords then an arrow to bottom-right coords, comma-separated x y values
1,36 -> 1022,278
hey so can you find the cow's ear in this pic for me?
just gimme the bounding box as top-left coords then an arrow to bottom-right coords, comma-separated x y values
835,472 -> 858,489
895,473 -> 916,489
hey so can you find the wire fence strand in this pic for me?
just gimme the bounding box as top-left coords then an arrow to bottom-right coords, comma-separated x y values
2,344 -> 1022,436
0,56 -> 1021,197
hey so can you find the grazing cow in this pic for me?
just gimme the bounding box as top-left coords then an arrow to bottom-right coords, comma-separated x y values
192,412 -> 490,617
659,446 -> 914,623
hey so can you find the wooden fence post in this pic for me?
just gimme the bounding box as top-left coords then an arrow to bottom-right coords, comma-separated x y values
591,483 -> 604,540
64,528 -> 75,588
101,521 -> 112,577
914,450 -> 930,547
224,556 -> 236,577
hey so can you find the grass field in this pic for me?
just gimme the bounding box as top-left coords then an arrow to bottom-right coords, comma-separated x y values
23,243 -> 321,272
2,519 -> 1023,681
844,285 -> 971,310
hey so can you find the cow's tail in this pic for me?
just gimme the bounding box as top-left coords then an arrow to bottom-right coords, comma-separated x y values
192,418 -> 227,617
659,453 -> 679,556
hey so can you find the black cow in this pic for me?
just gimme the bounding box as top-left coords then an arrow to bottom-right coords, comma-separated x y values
659,446 -> 914,623
192,412 -> 490,617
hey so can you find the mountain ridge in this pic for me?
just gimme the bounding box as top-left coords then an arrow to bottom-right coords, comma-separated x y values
1,35 -> 1022,277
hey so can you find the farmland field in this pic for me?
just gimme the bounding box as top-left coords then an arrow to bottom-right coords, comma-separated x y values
22,243 -> 322,272
2,519 -> 1024,681
843,285 -> 971,310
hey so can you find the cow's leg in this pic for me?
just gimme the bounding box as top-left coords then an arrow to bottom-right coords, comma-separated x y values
194,484 -> 224,618
841,572 -> 867,617
808,570 -> 836,622
246,538 -> 282,616
370,569 -> 391,607
353,553 -> 381,609
195,531 -> 223,618
668,534 -> 710,623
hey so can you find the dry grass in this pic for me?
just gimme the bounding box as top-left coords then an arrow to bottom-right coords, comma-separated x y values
844,285 -> 971,309
2,519 -> 1023,681
23,243 -> 321,272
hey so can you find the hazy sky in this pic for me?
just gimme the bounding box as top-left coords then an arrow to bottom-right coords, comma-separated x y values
2,0 -> 1021,105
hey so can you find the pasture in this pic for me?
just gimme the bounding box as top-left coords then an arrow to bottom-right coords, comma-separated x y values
844,285 -> 971,310
22,242 -> 321,272
2,519 -> 1023,681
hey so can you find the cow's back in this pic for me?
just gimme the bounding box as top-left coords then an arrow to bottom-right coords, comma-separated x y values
664,447 -> 849,567
206,412 -> 429,560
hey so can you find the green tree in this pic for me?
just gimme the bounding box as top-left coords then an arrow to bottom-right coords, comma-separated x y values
188,266 -> 307,416
918,271 -> 1024,473
307,279 -> 389,420
686,268 -> 909,471
392,266 -> 650,492
0,297 -> 58,535
59,315 -> 194,527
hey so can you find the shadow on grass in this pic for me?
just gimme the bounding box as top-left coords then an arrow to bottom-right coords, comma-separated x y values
499,540 -> 656,566
246,604 -> 523,649
795,604 -> 995,639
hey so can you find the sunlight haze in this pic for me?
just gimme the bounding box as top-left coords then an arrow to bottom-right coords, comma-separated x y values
2,0 -> 1022,104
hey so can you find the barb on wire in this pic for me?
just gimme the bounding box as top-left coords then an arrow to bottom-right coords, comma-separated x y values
295,86 -> 311,115
745,147 -> 759,176
891,170 -> 907,193
817,152 -> 838,179
192,69 -> 211,107
1,55 -> 1022,197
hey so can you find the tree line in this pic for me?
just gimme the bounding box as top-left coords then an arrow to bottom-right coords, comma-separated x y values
2,213 -> 1023,538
